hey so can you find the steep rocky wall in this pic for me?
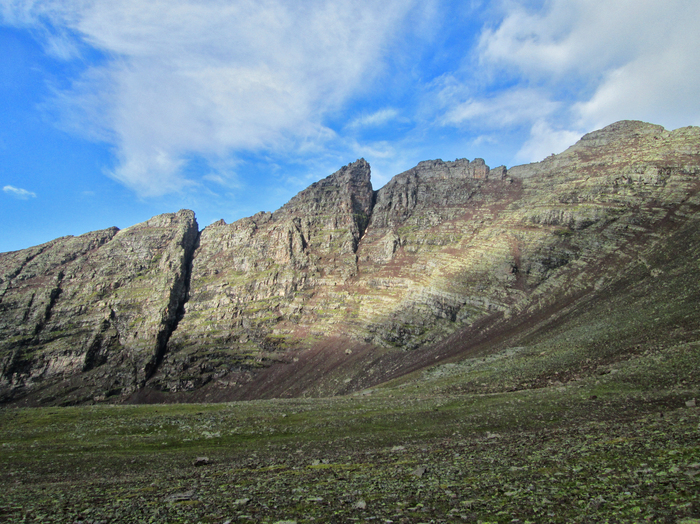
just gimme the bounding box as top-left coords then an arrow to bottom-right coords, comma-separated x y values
145,121 -> 700,400
353,158 -> 519,349
149,160 -> 375,394
2,121 -> 700,405
0,210 -> 198,404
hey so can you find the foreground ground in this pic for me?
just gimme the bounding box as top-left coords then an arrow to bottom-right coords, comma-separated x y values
1,339 -> 699,523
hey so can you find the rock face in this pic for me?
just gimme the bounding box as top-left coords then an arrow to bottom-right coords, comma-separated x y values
0,210 -> 199,404
152,159 -> 374,394
2,121 -> 700,405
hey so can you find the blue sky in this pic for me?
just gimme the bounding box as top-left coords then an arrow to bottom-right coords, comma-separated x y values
2,0 -> 700,253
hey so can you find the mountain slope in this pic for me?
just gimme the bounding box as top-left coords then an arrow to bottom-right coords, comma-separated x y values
1,120 -> 699,406
0,211 -> 199,403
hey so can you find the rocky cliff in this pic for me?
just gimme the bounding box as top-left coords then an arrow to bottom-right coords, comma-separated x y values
0,210 -> 199,403
2,120 -> 700,406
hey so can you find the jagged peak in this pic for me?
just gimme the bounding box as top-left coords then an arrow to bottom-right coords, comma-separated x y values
414,157 -> 485,170
118,209 -> 197,233
311,158 -> 371,188
277,158 -> 373,216
578,120 -> 667,146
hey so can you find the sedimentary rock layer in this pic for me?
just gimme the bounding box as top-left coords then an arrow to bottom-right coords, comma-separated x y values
1,121 -> 700,405
0,210 -> 198,403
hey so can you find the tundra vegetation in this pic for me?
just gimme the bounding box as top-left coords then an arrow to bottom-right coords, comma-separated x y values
1,335 -> 698,523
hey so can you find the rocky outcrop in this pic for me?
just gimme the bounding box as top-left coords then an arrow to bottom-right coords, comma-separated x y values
354,158 -> 519,349
148,160 -> 375,393
0,210 -> 198,404
2,121 -> 700,405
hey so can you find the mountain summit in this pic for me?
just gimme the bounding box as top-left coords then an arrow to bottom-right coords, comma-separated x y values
2,120 -> 700,406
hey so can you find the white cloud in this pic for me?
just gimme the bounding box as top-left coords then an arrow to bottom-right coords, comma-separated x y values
575,36 -> 700,131
350,140 -> 396,161
3,185 -> 37,199
441,88 -> 560,128
2,0 -> 422,196
5,0 -> 698,199
347,108 -> 400,129
514,120 -> 582,164
478,0 -> 685,79
476,0 -> 700,133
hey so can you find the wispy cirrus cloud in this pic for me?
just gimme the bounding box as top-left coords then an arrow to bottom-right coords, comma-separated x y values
1,0 -> 424,196
347,108 -> 401,130
3,185 -> 36,199
2,0 -> 699,196
440,88 -> 561,128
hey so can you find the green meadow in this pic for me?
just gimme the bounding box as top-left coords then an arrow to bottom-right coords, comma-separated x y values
2,340 -> 698,523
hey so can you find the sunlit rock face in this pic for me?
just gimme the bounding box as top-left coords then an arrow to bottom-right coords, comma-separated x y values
0,210 -> 199,403
153,159 -> 375,394
2,121 -> 700,405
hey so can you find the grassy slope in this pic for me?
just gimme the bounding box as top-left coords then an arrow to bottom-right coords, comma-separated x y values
1,220 -> 699,523
0,380 -> 697,523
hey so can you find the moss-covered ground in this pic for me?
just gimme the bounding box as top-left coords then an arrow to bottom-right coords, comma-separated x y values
1,344 -> 698,523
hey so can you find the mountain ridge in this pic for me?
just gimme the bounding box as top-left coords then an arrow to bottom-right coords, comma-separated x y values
2,119 -> 700,406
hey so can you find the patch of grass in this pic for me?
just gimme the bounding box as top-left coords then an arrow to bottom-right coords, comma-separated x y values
1,368 -> 698,523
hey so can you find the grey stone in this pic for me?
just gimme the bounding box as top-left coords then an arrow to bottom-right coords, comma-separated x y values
193,456 -> 211,466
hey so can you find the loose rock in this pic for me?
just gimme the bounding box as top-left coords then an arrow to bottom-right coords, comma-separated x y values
193,457 -> 211,466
